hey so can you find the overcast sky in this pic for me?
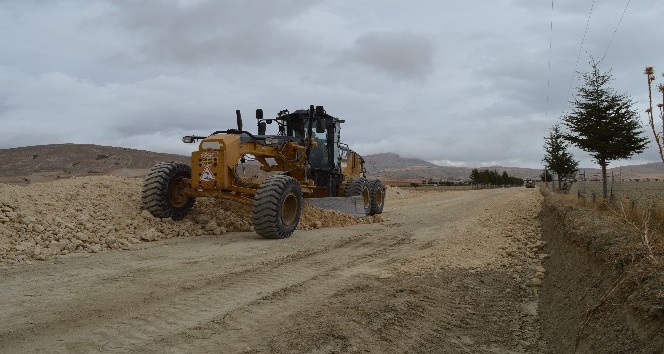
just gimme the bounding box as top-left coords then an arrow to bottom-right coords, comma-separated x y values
1,0 -> 663,168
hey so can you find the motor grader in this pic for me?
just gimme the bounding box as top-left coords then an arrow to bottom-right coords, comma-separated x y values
142,105 -> 385,239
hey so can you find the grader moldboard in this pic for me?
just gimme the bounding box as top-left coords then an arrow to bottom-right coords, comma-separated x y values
141,105 -> 385,239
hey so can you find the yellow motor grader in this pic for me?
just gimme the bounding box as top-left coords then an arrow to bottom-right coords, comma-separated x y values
142,105 -> 385,239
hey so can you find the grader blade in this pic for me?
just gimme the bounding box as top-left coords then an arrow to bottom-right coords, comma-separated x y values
305,196 -> 367,217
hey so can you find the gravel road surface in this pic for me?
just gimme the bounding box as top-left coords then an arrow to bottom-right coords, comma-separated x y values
0,187 -> 546,353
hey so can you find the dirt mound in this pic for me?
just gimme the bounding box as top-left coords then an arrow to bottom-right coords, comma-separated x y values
384,185 -> 415,200
0,176 -> 382,264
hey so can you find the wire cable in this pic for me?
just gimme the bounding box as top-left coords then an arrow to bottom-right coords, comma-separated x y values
545,0 -> 554,121
599,0 -> 631,63
565,0 -> 596,107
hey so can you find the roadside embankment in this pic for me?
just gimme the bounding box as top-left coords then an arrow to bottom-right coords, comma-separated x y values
538,188 -> 664,353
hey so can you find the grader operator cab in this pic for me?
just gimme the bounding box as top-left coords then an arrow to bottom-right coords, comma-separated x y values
142,105 -> 385,239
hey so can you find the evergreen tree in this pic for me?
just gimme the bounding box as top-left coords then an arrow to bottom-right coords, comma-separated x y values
563,60 -> 648,199
543,124 -> 579,190
469,168 -> 480,187
540,170 -> 553,183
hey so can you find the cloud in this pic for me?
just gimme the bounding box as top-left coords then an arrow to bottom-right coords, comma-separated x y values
104,0 -> 321,66
1,0 -> 663,169
338,31 -> 435,81
0,71 -> 230,153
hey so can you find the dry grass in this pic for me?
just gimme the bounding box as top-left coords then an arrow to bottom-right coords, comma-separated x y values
572,195 -> 664,260
566,181 -> 664,259
542,187 -> 664,350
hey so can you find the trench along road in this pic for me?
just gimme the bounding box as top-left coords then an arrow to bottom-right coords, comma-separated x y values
0,187 -> 546,354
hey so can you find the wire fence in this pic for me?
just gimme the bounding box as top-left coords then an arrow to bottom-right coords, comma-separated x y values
568,179 -> 664,208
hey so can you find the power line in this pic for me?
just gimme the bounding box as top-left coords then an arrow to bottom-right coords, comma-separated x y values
545,0 -> 554,121
599,0 -> 631,63
565,0 -> 596,107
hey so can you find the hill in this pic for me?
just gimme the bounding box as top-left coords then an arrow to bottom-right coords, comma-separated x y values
364,153 -> 542,182
365,153 -> 664,182
1,144 -> 663,184
0,144 -> 189,184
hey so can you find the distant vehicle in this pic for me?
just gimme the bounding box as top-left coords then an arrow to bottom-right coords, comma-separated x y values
525,179 -> 535,188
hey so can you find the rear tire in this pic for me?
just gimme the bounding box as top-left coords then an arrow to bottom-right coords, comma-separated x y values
344,177 -> 366,197
369,179 -> 385,215
142,162 -> 195,220
252,175 -> 303,239
344,177 -> 371,215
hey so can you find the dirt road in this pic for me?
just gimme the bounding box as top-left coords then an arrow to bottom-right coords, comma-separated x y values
0,187 -> 546,353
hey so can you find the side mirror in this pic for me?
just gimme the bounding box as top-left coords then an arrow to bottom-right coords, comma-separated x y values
256,109 -> 263,120
236,110 -> 243,131
182,136 -> 195,143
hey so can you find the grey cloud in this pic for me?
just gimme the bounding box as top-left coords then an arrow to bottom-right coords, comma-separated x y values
105,0 -> 320,66
339,31 -> 435,81
2,0 -> 663,169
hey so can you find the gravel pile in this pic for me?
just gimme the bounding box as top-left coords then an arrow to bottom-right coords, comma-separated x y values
0,176 -> 383,264
384,185 -> 414,200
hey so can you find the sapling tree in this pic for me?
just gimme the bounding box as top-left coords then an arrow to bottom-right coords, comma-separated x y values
543,124 -> 579,190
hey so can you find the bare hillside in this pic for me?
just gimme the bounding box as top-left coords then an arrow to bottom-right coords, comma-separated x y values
364,153 -> 542,181
2,144 -> 663,184
0,144 -> 189,184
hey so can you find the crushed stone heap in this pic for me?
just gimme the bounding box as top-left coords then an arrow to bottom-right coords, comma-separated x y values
0,176 -> 383,264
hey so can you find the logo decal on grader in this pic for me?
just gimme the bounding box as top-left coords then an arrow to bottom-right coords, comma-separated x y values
141,105 -> 385,239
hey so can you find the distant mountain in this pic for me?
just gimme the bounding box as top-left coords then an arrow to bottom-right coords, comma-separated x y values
1,144 -> 662,185
363,153 -> 542,181
364,153 -> 664,182
364,152 -> 435,170
580,162 -> 664,181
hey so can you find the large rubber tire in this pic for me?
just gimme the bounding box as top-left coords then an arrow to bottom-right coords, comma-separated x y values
344,177 -> 371,215
252,175 -> 303,239
369,179 -> 385,215
142,162 -> 195,220
344,177 -> 366,197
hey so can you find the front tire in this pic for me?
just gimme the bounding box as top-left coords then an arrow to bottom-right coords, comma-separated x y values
252,175 -> 303,239
344,177 -> 371,215
142,162 -> 195,220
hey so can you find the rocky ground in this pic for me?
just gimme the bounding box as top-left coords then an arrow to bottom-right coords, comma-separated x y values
0,176 -> 383,264
1,184 -> 548,353
2,177 -> 661,353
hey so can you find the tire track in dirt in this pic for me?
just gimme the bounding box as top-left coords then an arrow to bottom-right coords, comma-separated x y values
1,187 -> 545,353
1,225 -> 415,353
125,190 -> 528,353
